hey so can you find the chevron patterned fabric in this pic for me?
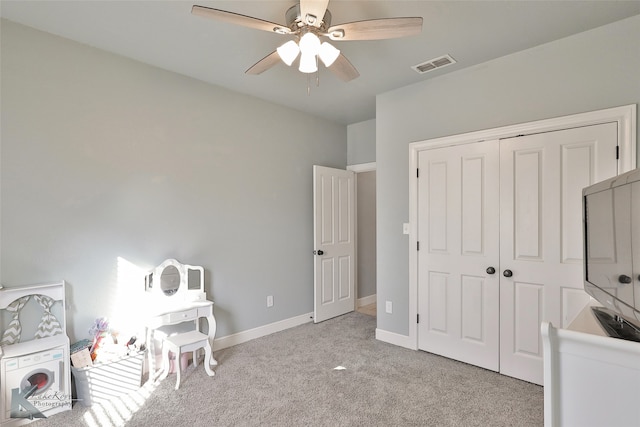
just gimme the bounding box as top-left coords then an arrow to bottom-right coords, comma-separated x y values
0,296 -> 30,346
34,294 -> 63,339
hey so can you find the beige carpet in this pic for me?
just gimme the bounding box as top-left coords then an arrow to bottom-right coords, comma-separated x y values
35,312 -> 543,426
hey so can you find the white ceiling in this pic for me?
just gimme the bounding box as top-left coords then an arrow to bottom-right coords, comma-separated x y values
2,1 -> 639,125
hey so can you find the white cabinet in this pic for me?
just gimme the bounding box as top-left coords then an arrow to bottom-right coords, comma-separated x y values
542,305 -> 640,427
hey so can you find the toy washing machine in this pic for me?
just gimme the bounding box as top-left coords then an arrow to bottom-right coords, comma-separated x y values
0,282 -> 71,426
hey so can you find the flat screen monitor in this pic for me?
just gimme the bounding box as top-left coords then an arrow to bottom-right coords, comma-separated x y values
583,167 -> 640,340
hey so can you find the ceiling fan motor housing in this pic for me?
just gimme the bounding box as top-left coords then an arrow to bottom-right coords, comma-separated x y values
285,4 -> 332,32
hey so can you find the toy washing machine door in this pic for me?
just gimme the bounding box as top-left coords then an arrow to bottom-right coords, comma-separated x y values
3,347 -> 65,416
20,367 -> 55,397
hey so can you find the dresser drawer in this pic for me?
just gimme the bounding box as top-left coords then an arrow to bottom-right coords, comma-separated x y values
167,308 -> 198,324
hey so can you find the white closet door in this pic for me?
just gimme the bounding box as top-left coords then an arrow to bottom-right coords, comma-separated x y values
417,140 -> 500,371
499,122 -> 618,385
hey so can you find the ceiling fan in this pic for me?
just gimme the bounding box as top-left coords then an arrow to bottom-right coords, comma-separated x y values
191,0 -> 423,82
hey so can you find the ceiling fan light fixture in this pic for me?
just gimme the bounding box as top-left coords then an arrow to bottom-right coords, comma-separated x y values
318,42 -> 340,67
277,40 -> 300,66
191,3 -> 422,83
299,51 -> 318,73
299,32 -> 321,56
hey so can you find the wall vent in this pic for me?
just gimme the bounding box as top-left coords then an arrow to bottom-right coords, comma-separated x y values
412,54 -> 456,74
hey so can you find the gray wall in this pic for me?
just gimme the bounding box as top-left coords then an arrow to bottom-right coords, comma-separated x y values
0,20 -> 347,342
376,15 -> 640,335
347,119 -> 376,166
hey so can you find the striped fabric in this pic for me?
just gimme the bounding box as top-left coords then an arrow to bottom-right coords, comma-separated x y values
34,294 -> 63,339
1,296 -> 30,346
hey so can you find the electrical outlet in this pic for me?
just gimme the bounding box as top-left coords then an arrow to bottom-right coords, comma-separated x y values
267,295 -> 274,308
385,300 -> 393,314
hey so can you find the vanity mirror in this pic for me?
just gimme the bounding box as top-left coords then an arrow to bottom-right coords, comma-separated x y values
145,259 -> 205,303
160,265 -> 180,296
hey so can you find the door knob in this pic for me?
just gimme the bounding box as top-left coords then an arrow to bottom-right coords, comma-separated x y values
503,269 -> 513,278
618,274 -> 632,284
314,250 -> 324,256
486,267 -> 496,275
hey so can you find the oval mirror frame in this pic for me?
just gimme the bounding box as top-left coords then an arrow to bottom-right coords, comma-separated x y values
160,265 -> 181,296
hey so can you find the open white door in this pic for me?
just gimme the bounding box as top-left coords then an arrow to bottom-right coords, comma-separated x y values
313,165 -> 356,323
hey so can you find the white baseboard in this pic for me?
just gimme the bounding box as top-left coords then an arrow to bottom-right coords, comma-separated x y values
213,312 -> 313,351
375,328 -> 417,350
357,294 -> 376,308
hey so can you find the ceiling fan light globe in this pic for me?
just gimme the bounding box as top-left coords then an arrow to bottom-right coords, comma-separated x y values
299,32 -> 321,56
299,51 -> 318,73
277,40 -> 300,66
319,42 -> 340,67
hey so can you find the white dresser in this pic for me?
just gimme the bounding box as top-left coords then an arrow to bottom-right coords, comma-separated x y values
542,302 -> 640,427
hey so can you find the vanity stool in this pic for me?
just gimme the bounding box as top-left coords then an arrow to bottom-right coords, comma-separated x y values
145,259 -> 217,389
160,330 -> 215,390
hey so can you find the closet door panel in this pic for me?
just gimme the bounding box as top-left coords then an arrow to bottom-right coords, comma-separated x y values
562,144 -> 594,263
418,141 -> 500,371
500,122 -> 618,385
513,149 -> 543,260
513,281 -> 543,356
428,161 -> 449,253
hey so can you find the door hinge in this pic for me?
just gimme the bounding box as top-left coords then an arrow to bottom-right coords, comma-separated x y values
417,241 -> 420,251
416,168 -> 419,178
616,145 -> 620,159
417,314 -> 420,324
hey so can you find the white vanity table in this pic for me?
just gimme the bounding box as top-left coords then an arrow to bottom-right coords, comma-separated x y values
542,301 -> 640,427
144,259 -> 217,388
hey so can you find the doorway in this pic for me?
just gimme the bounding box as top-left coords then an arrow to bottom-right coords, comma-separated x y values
349,163 -> 377,317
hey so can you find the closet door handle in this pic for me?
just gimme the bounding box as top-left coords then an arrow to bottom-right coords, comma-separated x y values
503,269 -> 513,278
618,274 -> 632,284
486,267 -> 496,275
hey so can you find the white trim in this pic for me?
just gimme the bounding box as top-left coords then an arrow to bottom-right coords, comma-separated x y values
408,104 -> 637,351
357,294 -> 376,308
347,162 -> 376,173
212,312 -> 313,351
410,105 -> 636,164
375,328 -> 417,350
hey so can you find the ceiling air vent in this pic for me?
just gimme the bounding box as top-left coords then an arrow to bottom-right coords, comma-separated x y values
412,54 -> 456,74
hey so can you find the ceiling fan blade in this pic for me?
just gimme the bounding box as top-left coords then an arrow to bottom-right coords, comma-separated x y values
192,5 -> 291,34
328,54 -> 360,82
327,17 -> 423,41
246,51 -> 282,75
300,0 -> 330,27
